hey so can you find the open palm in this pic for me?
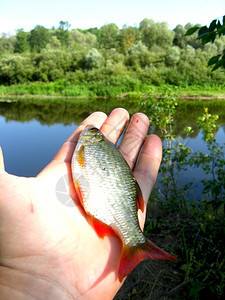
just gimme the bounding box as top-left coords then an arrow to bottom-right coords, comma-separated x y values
0,108 -> 162,300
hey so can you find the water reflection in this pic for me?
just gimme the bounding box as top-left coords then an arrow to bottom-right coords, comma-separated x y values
1,97 -> 225,131
0,97 -> 225,179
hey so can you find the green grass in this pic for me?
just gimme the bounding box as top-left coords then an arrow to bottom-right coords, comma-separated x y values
1,81 -> 225,99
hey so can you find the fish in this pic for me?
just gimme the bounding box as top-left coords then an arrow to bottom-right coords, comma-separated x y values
71,125 -> 175,281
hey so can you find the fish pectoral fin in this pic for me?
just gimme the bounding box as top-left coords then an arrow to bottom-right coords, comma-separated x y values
136,182 -> 144,212
77,145 -> 85,168
118,239 -> 176,281
74,179 -> 84,206
91,217 -> 118,239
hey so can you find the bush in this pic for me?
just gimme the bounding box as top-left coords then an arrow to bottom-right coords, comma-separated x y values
0,54 -> 34,84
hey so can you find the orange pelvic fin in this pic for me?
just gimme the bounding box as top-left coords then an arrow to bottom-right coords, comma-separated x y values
91,217 -> 117,239
118,239 -> 176,281
136,182 -> 144,212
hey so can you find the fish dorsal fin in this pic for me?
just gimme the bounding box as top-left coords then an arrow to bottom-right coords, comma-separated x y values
136,181 -> 144,212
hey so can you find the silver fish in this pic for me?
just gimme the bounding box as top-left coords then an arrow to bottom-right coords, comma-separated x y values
71,125 -> 175,280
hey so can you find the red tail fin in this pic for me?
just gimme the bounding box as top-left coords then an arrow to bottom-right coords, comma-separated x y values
118,239 -> 176,281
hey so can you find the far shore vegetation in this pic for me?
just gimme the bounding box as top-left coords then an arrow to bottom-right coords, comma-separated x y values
0,19 -> 225,98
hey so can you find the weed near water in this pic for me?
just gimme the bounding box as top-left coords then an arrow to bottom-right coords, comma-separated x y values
115,90 -> 225,299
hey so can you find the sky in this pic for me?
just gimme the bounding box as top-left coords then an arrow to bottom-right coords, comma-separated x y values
0,0 -> 225,35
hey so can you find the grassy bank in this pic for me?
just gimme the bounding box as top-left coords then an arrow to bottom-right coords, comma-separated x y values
0,81 -> 225,99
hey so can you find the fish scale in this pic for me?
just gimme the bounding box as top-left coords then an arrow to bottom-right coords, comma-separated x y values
71,125 -> 176,281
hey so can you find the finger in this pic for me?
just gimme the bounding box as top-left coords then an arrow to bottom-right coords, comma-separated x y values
54,112 -> 108,163
133,135 -> 162,227
118,113 -> 149,170
0,146 -> 5,172
100,108 -> 129,144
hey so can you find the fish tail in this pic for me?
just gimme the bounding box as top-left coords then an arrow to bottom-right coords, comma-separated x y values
118,239 -> 176,281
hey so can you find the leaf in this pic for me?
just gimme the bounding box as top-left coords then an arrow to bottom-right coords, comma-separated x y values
197,32 -> 208,40
216,20 -> 222,30
184,26 -> 200,36
198,26 -> 208,36
217,26 -> 225,36
223,15 -> 225,26
208,55 -> 221,66
212,58 -> 225,71
209,19 -> 217,32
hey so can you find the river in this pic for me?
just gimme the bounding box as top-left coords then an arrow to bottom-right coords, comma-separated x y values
0,97 -> 224,200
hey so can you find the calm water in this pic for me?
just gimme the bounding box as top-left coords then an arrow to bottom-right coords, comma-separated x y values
0,97 -> 225,200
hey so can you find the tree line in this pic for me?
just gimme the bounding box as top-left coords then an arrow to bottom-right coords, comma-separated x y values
0,19 -> 225,86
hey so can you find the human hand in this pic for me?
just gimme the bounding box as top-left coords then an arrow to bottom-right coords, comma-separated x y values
0,108 -> 162,300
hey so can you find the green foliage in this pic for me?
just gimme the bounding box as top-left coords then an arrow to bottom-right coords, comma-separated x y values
34,48 -> 73,81
14,29 -> 29,53
119,25 -> 140,52
84,48 -> 104,69
165,46 -> 181,66
185,16 -> 225,70
140,18 -> 175,49
141,90 -> 194,207
0,34 -> 16,53
69,29 -> 97,50
125,41 -> 152,68
191,108 -> 225,211
29,25 -> 50,52
97,23 -> 120,49
0,18 -> 225,88
0,54 -> 34,84
135,91 -> 225,299
55,21 -> 71,47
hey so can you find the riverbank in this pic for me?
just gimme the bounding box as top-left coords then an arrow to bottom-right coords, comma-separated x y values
0,81 -> 225,100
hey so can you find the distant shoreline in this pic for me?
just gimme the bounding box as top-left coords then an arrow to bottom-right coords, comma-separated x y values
0,82 -> 225,101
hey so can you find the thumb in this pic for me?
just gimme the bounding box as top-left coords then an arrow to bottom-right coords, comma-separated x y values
0,146 -> 5,172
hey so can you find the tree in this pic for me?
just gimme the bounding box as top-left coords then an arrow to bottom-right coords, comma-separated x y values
98,23 -> 120,49
84,48 -> 104,69
14,29 -> 30,53
0,54 -> 34,84
165,46 -> 181,66
139,18 -> 174,49
69,29 -> 96,50
173,24 -> 187,48
119,25 -> 140,52
185,16 -> 225,70
126,41 -> 151,68
46,36 -> 61,49
29,25 -> 50,52
0,34 -> 16,54
34,48 -> 73,81
56,21 -> 71,47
